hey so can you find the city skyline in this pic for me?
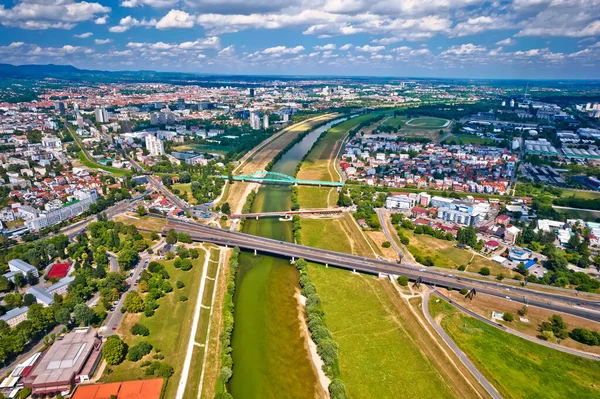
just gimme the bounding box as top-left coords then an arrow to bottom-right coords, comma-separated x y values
0,0 -> 599,79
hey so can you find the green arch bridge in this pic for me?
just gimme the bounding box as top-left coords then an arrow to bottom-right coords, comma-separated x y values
221,170 -> 343,187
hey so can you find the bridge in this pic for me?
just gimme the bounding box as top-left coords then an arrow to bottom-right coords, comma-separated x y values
230,208 -> 344,219
221,170 -> 343,187
163,217 -> 600,324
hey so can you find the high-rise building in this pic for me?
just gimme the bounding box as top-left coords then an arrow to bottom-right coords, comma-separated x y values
177,98 -> 186,110
250,112 -> 261,130
263,114 -> 269,129
150,112 -> 160,125
76,115 -> 84,128
121,120 -> 132,133
54,101 -> 65,115
145,135 -> 165,156
94,107 -> 109,123
283,113 -> 290,122
249,88 -> 255,98
510,99 -> 515,108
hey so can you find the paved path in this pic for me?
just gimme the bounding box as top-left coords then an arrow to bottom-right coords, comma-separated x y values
175,247 -> 211,399
422,290 -> 503,399
433,290 -> 600,361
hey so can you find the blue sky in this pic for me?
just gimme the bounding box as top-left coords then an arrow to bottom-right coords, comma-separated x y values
0,0 -> 599,79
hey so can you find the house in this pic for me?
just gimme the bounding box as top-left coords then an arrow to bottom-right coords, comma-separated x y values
0,306 -> 29,328
495,214 -> 511,226
46,276 -> 75,296
26,286 -> 54,307
485,240 -> 500,251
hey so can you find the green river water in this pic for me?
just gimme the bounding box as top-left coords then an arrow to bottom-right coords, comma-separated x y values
228,118 -> 346,399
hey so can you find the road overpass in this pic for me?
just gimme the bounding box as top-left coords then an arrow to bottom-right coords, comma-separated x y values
164,218 -> 600,323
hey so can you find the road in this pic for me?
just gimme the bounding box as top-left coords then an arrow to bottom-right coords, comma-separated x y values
164,217 -> 600,323
422,290 -> 502,399
432,290 -> 600,361
100,238 -> 165,336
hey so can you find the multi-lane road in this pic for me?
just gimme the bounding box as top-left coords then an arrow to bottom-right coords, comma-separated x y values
164,217 -> 600,323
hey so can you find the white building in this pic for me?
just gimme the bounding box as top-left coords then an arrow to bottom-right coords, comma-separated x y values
250,112 -> 261,130
385,195 -> 416,210
41,135 -> 62,149
263,114 -> 269,129
0,307 -> 28,328
145,135 -> 165,156
95,107 -> 109,123
8,259 -> 39,278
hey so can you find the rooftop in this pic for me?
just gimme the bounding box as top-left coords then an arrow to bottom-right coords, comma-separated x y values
72,379 -> 163,399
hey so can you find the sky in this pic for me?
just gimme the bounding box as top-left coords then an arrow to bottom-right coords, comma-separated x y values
0,0 -> 599,79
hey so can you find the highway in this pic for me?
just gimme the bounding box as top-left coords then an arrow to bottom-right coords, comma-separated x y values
164,217 -> 600,323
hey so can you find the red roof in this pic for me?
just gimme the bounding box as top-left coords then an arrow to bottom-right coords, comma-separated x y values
47,263 -> 70,279
486,240 -> 499,247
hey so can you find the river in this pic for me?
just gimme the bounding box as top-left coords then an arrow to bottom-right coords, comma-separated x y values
228,118 -> 346,399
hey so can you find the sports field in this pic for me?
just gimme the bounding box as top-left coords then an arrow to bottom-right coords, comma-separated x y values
379,116 -> 451,140
443,134 -> 496,146
432,297 -> 600,399
405,117 -> 451,128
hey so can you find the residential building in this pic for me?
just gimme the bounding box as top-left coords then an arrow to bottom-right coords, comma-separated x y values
250,112 -> 261,130
0,306 -> 29,328
145,135 -> 165,156
94,107 -> 109,123
26,286 -> 54,307
8,259 -> 39,278
385,194 -> 416,210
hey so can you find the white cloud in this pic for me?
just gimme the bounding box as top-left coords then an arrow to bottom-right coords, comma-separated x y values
156,9 -> 195,29
126,37 -> 221,52
95,38 -> 112,44
355,45 -> 385,52
496,38 -> 516,46
95,15 -> 108,25
109,16 -> 157,33
442,43 -> 486,55
74,32 -> 93,38
339,43 -> 353,50
121,0 -> 178,7
313,43 -> 336,51
262,45 -> 305,56
0,0 -> 111,30
451,15 -> 511,37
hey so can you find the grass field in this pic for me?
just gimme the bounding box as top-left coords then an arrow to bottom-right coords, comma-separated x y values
101,253 -> 205,399
401,228 -> 512,277
77,151 -> 130,176
555,207 -> 600,221
113,215 -> 166,232
381,116 -> 407,128
433,296 -> 600,399
300,214 -> 374,257
406,117 -> 450,129
559,189 -> 600,200
308,266 -> 456,399
172,183 -> 197,205
443,134 -> 497,146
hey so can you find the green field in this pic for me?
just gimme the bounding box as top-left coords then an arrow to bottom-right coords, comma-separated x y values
101,254 -> 205,399
556,207 -> 600,221
171,183 -> 197,205
308,265 -> 455,399
381,116 -> 407,128
401,228 -> 511,276
434,297 -> 600,399
405,117 -> 450,129
443,134 -> 496,146
559,189 -> 600,200
77,151 -> 130,176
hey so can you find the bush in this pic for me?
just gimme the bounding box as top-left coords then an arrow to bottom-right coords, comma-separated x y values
396,276 -> 409,286
329,379 -> 349,399
176,280 -> 185,289
219,367 -> 233,384
180,259 -> 193,271
381,241 -> 391,248
479,267 -> 490,276
130,323 -> 150,336
502,312 -> 514,322
459,288 -> 468,295
179,295 -> 188,302
127,341 -> 153,362
457,265 -> 466,271
215,393 -> 234,399
570,328 -> 600,346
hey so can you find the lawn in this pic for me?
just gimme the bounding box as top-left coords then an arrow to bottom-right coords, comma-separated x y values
297,186 -> 333,209
308,265 -> 456,399
77,151 -> 131,176
555,207 -> 600,221
436,297 -> 600,399
113,215 -> 166,233
401,228 -> 512,276
405,117 -> 450,129
300,214 -> 373,257
172,183 -> 197,205
381,116 -> 407,128
559,189 -> 600,200
101,253 -> 205,399
443,134 -> 496,146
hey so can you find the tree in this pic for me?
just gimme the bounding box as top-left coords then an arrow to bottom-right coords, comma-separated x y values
13,273 -> 26,288
136,205 -> 147,217
26,271 -> 38,286
570,328 -> 600,346
221,202 -> 231,215
118,247 -> 140,271
123,291 -> 145,313
329,379 -> 349,399
103,335 -> 126,365
0,276 -> 11,292
381,241 -> 391,248
55,307 -> 71,325
127,341 -> 152,362
502,312 -> 514,322
396,276 -> 409,286
479,267 -> 490,276
517,306 -> 528,317
540,314 -> 568,340
166,229 -> 178,245
23,293 -> 36,306
74,303 -> 95,326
